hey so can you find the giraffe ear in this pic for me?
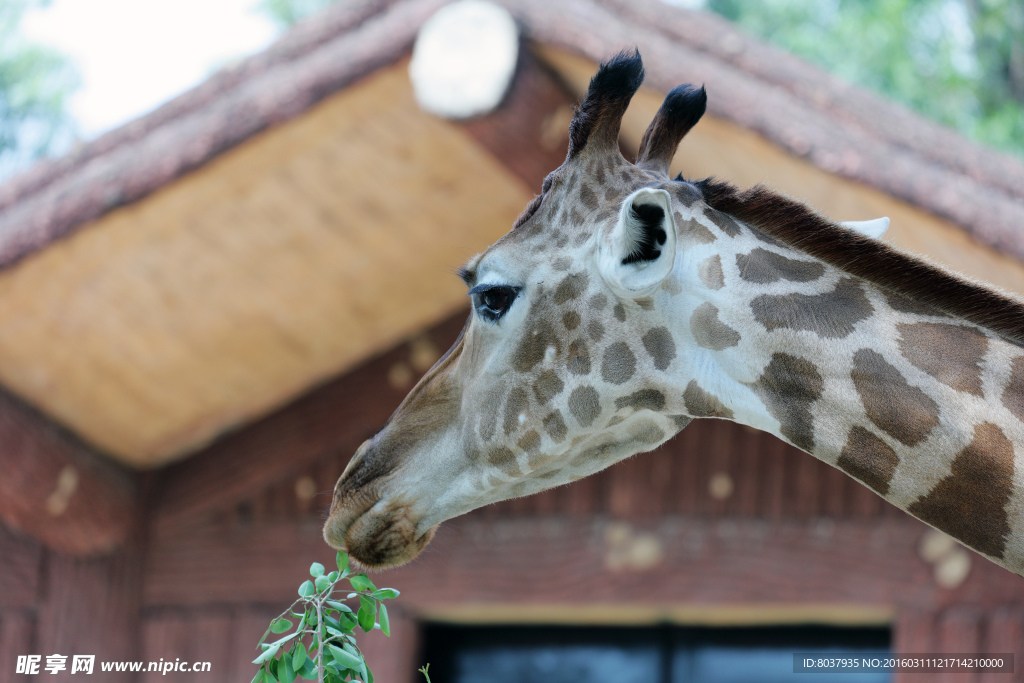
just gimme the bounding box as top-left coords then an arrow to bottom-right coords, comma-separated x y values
598,187 -> 677,294
840,217 -> 890,239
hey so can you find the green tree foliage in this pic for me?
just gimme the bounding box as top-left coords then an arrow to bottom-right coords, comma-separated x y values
706,0 -> 1024,157
0,0 -> 79,175
252,552 -> 403,682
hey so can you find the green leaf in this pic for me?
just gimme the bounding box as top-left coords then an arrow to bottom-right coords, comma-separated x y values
292,643 -> 307,671
296,659 -> 318,681
348,574 -> 376,592
371,588 -> 399,600
378,603 -> 390,637
336,551 -> 349,573
314,576 -> 332,592
252,668 -> 265,683
268,632 -> 299,648
326,643 -> 365,673
326,600 -> 353,613
278,652 -> 296,683
326,571 -> 339,583
253,644 -> 280,665
309,562 -> 325,578
270,617 -> 294,634
357,595 -> 376,633
264,666 -> 278,683
324,614 -> 353,635
297,580 -> 315,598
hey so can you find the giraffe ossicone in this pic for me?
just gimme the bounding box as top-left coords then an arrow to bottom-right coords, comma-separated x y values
325,49 -> 1024,579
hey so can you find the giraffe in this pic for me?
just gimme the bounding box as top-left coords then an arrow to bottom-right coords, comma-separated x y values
324,49 -> 1024,578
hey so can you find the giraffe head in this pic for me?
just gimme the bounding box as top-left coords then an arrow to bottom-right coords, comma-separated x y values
324,50 -> 714,568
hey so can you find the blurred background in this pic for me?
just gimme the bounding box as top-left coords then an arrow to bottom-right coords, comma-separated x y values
0,0 -> 1023,682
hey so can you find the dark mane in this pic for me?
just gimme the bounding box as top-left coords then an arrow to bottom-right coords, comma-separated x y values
695,178 -> 1024,347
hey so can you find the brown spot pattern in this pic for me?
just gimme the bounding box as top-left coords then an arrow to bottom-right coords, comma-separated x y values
1001,356 -> 1024,423
479,388 -> 501,441
533,370 -> 564,404
837,426 -> 899,495
601,342 -> 636,384
503,387 -> 529,436
642,327 -> 676,370
569,386 -> 601,427
683,380 -> 734,419
579,183 -> 598,210
752,353 -> 823,451
690,302 -> 740,350
670,415 -> 693,429
898,322 -> 988,396
615,389 -> 666,411
567,339 -> 591,375
671,184 -> 698,207
554,273 -> 588,304
613,303 -> 626,322
488,447 -> 521,476
751,277 -> 873,339
562,311 -> 580,330
736,248 -> 825,284
883,289 -> 940,316
517,430 -> 541,454
629,420 -> 666,445
676,213 -> 716,245
698,254 -> 724,290
589,293 -> 608,310
852,349 -> 939,447
513,313 -> 561,372
635,297 -> 655,311
588,321 -> 605,342
706,209 -> 742,237
543,410 -> 567,442
908,422 -> 1014,558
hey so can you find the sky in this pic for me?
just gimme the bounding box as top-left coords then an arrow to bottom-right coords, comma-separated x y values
23,0 -> 279,139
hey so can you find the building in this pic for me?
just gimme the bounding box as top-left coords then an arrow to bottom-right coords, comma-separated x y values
1,0 -> 1024,681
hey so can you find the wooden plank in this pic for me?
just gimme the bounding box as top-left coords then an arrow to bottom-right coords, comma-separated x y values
979,608 -> 1022,683
0,611 -> 33,683
152,312 -> 467,530
357,606 -> 421,683
0,389 -> 137,556
36,545 -> 144,663
671,421 -> 702,516
0,525 -> 41,609
893,610 -> 933,683
227,608 -> 280,683
141,610 -> 233,683
0,61 -> 529,467
935,608 -> 982,683
140,612 -> 192,683
144,514 -> 1014,610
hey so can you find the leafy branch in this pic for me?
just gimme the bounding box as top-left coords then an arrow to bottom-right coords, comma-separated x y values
252,551 -> 399,683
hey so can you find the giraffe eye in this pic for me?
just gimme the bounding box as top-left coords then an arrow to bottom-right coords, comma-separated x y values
469,285 -> 520,322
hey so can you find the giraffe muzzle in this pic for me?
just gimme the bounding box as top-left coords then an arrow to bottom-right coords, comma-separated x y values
323,439 -> 438,568
323,496 -> 437,569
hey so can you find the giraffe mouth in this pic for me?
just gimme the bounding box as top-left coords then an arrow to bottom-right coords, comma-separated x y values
323,498 -> 438,570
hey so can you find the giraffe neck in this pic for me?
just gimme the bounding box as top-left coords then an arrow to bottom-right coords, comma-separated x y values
662,202 -> 1024,574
